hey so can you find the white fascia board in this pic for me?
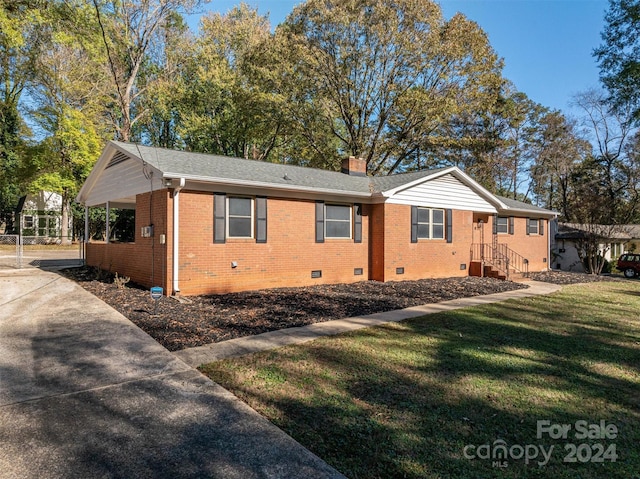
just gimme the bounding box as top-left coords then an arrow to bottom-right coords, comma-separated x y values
161,173 -> 373,201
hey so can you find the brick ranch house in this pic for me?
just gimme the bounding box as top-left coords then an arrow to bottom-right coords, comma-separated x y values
76,141 -> 556,296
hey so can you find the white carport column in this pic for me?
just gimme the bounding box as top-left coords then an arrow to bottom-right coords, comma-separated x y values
172,178 -> 186,295
105,201 -> 110,243
84,206 -> 89,244
84,205 -> 89,264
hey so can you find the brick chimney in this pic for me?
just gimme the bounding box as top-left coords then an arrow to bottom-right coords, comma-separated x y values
341,156 -> 367,176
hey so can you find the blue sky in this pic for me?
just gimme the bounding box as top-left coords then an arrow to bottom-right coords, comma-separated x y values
188,0 -> 610,117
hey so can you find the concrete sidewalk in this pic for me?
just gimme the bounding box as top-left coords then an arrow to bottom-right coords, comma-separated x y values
0,268 -> 345,479
175,281 -> 561,368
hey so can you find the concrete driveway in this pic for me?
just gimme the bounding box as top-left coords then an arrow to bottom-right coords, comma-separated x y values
0,266 -> 345,479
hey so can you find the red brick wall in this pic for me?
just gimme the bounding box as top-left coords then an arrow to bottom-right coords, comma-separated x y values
86,190 -> 171,293
494,216 -> 550,272
369,203 -> 385,281
86,189 -> 551,295
175,192 -> 371,295
378,203 -> 475,281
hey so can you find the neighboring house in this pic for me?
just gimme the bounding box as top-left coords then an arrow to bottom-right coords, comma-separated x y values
15,191 -> 69,241
552,223 -> 633,272
76,141 -> 556,296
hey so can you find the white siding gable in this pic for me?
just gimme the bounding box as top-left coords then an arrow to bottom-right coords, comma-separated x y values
83,156 -> 163,207
385,173 -> 497,213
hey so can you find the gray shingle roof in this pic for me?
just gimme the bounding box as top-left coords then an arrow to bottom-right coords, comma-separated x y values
557,223 -> 637,240
114,142 -> 373,195
115,142 -> 454,196
495,195 -> 554,215
369,168 -> 448,192
109,142 -> 555,215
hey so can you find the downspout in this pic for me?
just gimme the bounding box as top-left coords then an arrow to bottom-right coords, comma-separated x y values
172,178 -> 185,295
548,217 -> 555,271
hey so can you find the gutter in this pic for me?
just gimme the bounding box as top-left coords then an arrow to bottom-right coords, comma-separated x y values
160,172 -> 372,199
172,178 -> 185,295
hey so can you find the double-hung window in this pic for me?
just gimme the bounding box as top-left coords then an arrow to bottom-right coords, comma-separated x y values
214,194 -> 267,243
315,202 -> 362,243
23,215 -> 34,229
417,208 -> 445,240
496,216 -> 509,234
325,204 -> 352,239
227,197 -> 253,238
528,218 -> 539,235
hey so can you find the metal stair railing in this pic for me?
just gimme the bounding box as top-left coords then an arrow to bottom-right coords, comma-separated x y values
470,243 -> 529,280
494,243 -> 529,277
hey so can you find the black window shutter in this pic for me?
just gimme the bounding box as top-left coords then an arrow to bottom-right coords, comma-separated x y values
256,196 -> 267,243
526,219 -> 531,235
354,204 -> 362,243
509,216 -> 515,235
492,213 -> 498,235
539,219 -> 544,236
214,193 -> 226,244
315,200 -> 325,243
446,209 -> 453,243
411,206 -> 418,243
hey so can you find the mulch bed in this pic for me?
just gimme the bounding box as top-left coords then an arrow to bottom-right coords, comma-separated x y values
61,267 -> 531,351
60,267 -> 628,351
530,270 -> 627,285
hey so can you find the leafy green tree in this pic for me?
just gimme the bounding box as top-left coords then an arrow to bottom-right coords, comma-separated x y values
26,2 -> 109,242
272,0 -> 504,173
172,4 -> 290,160
27,107 -> 103,242
595,0 -> 640,122
0,0 -> 45,231
133,10 -> 191,148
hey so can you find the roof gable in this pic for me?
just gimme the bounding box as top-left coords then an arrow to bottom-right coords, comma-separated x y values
383,170 -> 498,213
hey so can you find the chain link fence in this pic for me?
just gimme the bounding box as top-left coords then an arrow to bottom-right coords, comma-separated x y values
0,235 -> 84,269
0,235 -> 20,268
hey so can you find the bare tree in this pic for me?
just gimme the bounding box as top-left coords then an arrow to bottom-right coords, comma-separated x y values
91,0 -> 205,141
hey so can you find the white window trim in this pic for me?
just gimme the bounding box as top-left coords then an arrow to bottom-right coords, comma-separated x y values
528,218 -> 539,235
325,203 -> 352,239
226,197 -> 254,239
417,207 -> 445,240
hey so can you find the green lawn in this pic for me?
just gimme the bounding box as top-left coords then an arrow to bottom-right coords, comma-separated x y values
201,281 -> 640,479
